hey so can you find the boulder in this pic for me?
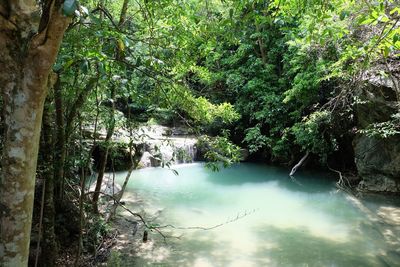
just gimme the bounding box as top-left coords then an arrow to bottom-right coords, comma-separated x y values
89,175 -> 122,199
92,141 -> 137,171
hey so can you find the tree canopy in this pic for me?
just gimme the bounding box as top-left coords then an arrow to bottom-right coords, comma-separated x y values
0,0 -> 399,265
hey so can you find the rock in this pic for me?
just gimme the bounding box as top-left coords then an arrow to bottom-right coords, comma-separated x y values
89,175 -> 122,199
82,128 -> 107,140
138,138 -> 198,168
354,134 -> 400,192
92,142 -> 143,172
357,174 -> 400,193
353,70 -> 400,193
139,151 -> 161,168
170,126 -> 192,136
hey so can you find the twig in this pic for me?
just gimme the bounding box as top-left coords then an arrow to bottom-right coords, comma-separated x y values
156,209 -> 258,231
84,191 -> 166,237
84,191 -> 256,243
327,164 -> 352,193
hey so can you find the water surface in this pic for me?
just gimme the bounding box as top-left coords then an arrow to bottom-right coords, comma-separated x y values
114,163 -> 400,267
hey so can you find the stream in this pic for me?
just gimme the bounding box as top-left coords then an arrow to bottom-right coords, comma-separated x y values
111,163 -> 400,267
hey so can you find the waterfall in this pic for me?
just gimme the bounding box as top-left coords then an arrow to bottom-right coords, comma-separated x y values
174,141 -> 197,164
133,125 -> 198,167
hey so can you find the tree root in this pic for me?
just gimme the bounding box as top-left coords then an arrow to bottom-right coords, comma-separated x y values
326,164 -> 353,195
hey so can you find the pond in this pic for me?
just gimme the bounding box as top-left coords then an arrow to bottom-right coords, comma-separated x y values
112,163 -> 400,267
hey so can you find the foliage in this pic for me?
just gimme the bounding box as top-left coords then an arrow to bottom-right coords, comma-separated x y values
85,216 -> 110,252
291,111 -> 338,162
18,0 -> 400,263
358,112 -> 400,138
198,132 -> 243,171
169,0 -> 400,163
243,125 -> 268,154
107,251 -> 122,267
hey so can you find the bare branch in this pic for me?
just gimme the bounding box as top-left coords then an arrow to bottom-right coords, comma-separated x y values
84,191 -> 256,243
289,151 -> 309,176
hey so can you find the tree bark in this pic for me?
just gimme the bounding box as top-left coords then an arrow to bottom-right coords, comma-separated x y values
92,86 -> 116,213
41,92 -> 58,267
53,74 -> 66,201
256,25 -> 267,65
92,0 -> 129,213
118,0 -> 129,27
65,78 -> 98,141
0,1 -> 70,266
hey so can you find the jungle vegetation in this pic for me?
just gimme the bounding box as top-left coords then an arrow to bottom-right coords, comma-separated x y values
0,0 -> 399,266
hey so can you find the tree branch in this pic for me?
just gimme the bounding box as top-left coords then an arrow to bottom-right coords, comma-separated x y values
289,151 -> 309,176
92,6 -> 120,31
84,191 -> 257,243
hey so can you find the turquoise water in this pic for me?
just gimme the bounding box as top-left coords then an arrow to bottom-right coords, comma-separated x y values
114,163 -> 399,267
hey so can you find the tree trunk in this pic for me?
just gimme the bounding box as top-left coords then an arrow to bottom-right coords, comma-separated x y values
92,86 -> 116,213
53,74 -> 67,201
118,0 -> 130,27
92,0 -> 128,213
0,1 -> 70,265
255,24 -> 267,65
107,90 -> 141,222
54,76 -> 97,200
41,92 -> 58,267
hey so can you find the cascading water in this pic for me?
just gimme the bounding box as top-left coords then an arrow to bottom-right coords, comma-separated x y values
139,138 -> 198,167
133,125 -> 198,167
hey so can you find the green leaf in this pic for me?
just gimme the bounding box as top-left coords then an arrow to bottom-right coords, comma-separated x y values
117,39 -> 125,52
80,59 -> 89,74
63,59 -> 75,70
360,18 -> 375,25
53,63 -> 62,72
378,15 -> 389,23
390,7 -> 400,15
383,46 -> 390,58
63,0 -> 78,17
393,33 -> 400,44
339,11 -> 348,21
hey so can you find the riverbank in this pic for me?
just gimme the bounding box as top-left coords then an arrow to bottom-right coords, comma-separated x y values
107,191 -> 174,266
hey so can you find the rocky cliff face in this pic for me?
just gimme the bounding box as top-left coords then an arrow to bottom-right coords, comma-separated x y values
353,68 -> 400,192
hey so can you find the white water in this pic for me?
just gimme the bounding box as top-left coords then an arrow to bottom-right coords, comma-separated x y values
113,163 -> 400,267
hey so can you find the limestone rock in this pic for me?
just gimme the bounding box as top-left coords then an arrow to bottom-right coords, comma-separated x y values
353,69 -> 400,192
89,175 -> 122,199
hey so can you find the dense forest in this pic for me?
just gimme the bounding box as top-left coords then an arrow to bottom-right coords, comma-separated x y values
0,0 -> 399,266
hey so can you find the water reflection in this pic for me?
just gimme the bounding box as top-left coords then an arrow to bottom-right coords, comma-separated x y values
253,225 -> 382,267
113,163 -> 399,267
